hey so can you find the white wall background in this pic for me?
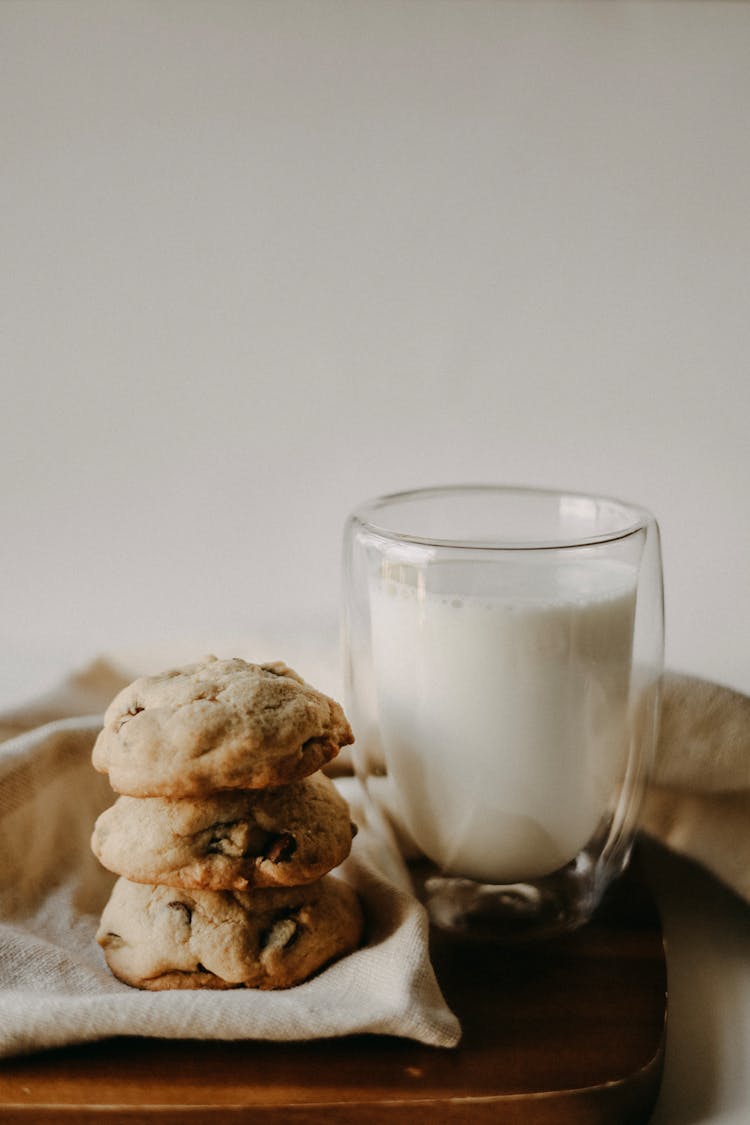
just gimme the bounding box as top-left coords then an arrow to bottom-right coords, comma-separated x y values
2,0 -> 749,706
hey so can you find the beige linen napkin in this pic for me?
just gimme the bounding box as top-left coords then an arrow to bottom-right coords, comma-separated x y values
641,671 -> 750,904
0,672 -> 461,1058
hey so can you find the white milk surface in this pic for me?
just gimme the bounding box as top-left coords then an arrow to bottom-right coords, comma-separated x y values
369,558 -> 637,882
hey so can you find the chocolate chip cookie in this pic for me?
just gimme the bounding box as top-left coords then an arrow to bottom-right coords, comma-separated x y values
92,657 -> 353,797
97,875 -> 364,990
91,772 -> 357,891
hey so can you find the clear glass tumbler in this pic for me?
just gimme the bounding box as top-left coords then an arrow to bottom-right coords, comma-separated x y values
342,485 -> 663,940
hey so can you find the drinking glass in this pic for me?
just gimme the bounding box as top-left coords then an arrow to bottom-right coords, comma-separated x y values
342,485 -> 663,940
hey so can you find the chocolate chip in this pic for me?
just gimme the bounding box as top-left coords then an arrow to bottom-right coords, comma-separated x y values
168,901 -> 192,924
263,832 -> 297,864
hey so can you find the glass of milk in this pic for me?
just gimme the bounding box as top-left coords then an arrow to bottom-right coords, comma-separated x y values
343,486 -> 663,940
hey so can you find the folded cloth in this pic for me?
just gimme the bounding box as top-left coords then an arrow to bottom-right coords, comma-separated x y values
641,671 -> 750,904
0,694 -> 461,1058
0,658 -> 129,744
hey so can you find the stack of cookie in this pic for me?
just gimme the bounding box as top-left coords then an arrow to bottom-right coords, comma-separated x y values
90,657 -> 363,991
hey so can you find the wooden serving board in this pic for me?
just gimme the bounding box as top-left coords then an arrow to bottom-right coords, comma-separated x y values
0,861 -> 666,1124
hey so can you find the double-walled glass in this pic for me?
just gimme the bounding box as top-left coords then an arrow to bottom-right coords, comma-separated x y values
343,486 -> 663,940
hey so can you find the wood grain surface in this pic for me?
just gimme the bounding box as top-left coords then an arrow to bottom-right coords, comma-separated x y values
0,861 -> 666,1124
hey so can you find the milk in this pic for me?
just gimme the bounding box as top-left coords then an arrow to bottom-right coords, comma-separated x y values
368,557 -> 637,883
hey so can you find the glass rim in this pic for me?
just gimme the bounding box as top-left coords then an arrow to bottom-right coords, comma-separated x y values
348,483 -> 654,551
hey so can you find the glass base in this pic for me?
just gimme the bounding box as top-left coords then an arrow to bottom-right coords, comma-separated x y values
410,849 -> 626,943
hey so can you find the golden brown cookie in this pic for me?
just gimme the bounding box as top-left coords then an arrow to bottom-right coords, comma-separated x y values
92,657 -> 353,797
96,875 -> 364,990
91,773 -> 357,891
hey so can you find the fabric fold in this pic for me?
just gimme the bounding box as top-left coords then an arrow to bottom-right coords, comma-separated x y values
641,671 -> 750,905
